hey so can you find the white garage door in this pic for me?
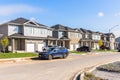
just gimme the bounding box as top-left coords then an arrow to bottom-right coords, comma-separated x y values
76,43 -> 80,49
70,44 -> 74,51
26,43 -> 35,52
38,43 -> 45,51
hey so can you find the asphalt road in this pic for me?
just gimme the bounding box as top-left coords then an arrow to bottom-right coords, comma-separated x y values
0,52 -> 120,80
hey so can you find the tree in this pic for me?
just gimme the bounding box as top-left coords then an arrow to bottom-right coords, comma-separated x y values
98,40 -> 103,47
0,36 -> 9,53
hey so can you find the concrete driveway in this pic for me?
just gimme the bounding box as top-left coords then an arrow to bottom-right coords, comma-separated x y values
0,52 -> 120,80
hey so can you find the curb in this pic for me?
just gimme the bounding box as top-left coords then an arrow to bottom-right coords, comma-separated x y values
72,60 -> 120,80
0,57 -> 34,63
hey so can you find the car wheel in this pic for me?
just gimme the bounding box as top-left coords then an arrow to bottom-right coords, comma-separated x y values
48,55 -> 52,60
63,53 -> 67,58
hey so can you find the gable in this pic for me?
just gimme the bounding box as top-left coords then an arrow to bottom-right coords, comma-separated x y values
24,21 -> 39,26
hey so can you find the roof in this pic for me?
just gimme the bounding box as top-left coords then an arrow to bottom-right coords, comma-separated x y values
9,17 -> 29,24
51,24 -> 73,31
0,17 -> 50,29
104,33 -> 115,37
9,33 -> 57,40
59,36 -> 70,40
80,28 -> 91,34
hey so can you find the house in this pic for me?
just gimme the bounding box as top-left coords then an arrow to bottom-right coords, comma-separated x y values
79,28 -> 92,48
90,31 -> 101,49
79,28 -> 102,49
51,24 -> 82,51
104,33 -> 116,50
0,17 -> 56,52
68,28 -> 82,50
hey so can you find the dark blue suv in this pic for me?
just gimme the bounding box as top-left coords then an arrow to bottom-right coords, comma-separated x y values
38,47 -> 69,60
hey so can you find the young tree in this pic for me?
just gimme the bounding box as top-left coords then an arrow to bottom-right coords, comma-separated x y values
0,36 -> 9,53
98,40 -> 103,47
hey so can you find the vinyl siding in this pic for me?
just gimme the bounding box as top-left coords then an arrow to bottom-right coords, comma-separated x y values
24,26 -> 51,37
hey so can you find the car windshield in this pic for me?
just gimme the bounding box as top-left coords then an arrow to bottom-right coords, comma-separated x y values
47,47 -> 55,52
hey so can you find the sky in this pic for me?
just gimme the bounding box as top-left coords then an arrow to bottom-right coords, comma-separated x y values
0,0 -> 120,37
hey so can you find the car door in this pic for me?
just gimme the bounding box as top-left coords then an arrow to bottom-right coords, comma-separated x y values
51,49 -> 60,58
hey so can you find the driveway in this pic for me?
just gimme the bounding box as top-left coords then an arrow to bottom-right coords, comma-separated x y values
0,52 -> 120,80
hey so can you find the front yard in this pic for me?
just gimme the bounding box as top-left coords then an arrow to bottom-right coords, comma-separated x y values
0,53 -> 38,59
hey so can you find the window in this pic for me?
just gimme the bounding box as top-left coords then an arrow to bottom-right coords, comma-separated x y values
13,26 -> 18,32
30,27 -> 34,34
70,32 -> 74,38
85,34 -> 88,38
76,33 -> 79,38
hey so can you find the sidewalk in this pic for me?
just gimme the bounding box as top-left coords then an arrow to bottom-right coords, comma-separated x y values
0,57 -> 33,63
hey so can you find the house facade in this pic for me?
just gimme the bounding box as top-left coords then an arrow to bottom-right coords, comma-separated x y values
79,28 -> 102,50
51,24 -> 82,51
0,18 -> 55,52
0,17 -> 116,52
104,33 -> 116,50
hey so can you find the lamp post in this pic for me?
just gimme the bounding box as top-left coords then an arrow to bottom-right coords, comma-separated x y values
109,25 -> 119,33
108,25 -> 119,50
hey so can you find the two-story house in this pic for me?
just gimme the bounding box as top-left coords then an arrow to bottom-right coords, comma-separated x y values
79,28 -> 92,48
0,18 -> 55,52
79,28 -> 102,50
104,33 -> 115,50
91,32 -> 101,49
68,28 -> 82,51
51,24 -> 82,51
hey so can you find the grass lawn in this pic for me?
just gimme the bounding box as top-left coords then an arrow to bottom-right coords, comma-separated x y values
0,53 -> 38,59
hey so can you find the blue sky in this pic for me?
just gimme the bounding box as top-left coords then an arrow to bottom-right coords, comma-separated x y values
0,0 -> 120,37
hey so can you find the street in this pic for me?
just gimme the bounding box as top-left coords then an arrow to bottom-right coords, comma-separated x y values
0,52 -> 120,80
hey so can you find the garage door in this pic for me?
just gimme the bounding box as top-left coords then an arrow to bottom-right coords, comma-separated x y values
76,43 -> 80,49
70,44 -> 74,51
38,43 -> 45,51
26,43 -> 35,52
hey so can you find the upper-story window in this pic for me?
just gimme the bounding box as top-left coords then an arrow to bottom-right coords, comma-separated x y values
70,32 -> 74,38
59,31 -> 63,38
13,26 -> 19,32
76,33 -> 79,38
85,34 -> 88,38
30,27 -> 34,34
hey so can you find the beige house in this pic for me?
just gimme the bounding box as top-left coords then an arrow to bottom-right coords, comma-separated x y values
0,18 -> 55,52
51,24 -> 82,51
0,17 -> 116,52
104,33 -> 116,50
68,29 -> 82,51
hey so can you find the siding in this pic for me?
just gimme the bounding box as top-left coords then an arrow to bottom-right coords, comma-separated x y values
0,24 -> 8,35
24,26 -> 48,37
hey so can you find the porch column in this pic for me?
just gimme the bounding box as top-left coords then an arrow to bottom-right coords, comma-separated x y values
56,40 -> 58,46
12,38 -> 15,53
63,41 -> 65,47
89,41 -> 91,48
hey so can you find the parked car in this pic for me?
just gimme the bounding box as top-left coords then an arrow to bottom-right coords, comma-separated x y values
100,45 -> 110,50
37,47 -> 69,60
118,48 -> 120,52
76,46 -> 91,52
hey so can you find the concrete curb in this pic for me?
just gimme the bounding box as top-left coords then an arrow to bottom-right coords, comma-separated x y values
0,57 -> 34,63
72,60 -> 120,80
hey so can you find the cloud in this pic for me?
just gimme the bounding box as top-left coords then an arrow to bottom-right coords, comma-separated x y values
98,12 -> 104,17
0,4 -> 43,16
114,12 -> 120,17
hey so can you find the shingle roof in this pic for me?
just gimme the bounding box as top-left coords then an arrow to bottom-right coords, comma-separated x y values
51,24 -> 73,31
104,33 -> 115,37
80,28 -> 91,34
9,17 -> 29,24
